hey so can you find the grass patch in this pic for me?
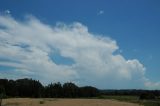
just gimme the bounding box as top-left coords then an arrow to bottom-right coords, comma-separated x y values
97,95 -> 160,106
97,95 -> 139,103
142,101 -> 160,106
4,102 -> 20,106
44,98 -> 58,101
39,100 -> 45,104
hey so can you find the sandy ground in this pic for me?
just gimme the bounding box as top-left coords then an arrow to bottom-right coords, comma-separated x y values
2,98 -> 140,106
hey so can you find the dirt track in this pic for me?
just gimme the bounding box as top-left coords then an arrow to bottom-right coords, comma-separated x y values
2,98 -> 140,106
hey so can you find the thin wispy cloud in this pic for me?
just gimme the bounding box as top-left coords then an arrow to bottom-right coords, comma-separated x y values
0,15 -> 159,89
97,10 -> 104,15
4,10 -> 11,14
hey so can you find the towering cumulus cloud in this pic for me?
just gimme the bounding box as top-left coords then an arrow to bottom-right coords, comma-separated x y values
0,15 -> 159,89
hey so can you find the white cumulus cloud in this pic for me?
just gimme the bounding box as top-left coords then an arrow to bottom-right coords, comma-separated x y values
0,15 -> 159,89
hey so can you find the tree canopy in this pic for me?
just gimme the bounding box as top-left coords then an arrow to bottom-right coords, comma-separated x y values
0,78 -> 99,98
0,78 -> 159,99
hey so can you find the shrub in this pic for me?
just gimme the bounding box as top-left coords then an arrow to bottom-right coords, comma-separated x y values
139,93 -> 156,100
39,100 -> 45,104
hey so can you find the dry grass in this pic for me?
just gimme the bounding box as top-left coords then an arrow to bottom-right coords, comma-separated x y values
2,98 -> 140,106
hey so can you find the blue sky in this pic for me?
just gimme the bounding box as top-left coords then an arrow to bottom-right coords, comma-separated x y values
0,0 -> 160,89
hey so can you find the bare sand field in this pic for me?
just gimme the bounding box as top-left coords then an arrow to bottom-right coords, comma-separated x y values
1,98 -> 140,106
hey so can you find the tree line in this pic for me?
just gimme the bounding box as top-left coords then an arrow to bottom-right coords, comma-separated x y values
100,89 -> 160,100
100,89 -> 160,96
0,78 -> 99,98
0,78 -> 160,99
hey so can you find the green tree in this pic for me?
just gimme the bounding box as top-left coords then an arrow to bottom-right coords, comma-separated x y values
16,78 -> 43,97
63,82 -> 79,98
0,85 -> 5,106
79,86 -> 99,97
44,82 -> 63,98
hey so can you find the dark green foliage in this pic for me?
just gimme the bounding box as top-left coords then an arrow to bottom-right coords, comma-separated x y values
0,85 -> 5,95
0,85 -> 5,106
0,79 -> 7,97
16,78 -> 43,97
63,82 -> 79,98
0,78 -> 43,98
6,80 -> 18,96
44,82 -> 100,98
39,100 -> 45,104
1,78 -> 160,99
0,78 -> 100,98
44,82 -> 62,98
100,89 -> 160,97
143,101 -> 160,106
0,97 -> 1,106
79,86 -> 99,97
139,92 -> 156,100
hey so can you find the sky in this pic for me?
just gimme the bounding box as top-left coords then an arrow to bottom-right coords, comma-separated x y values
0,0 -> 160,89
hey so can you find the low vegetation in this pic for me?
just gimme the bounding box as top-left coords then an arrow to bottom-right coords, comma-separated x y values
98,95 -> 139,102
97,95 -> 160,106
39,100 -> 45,104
